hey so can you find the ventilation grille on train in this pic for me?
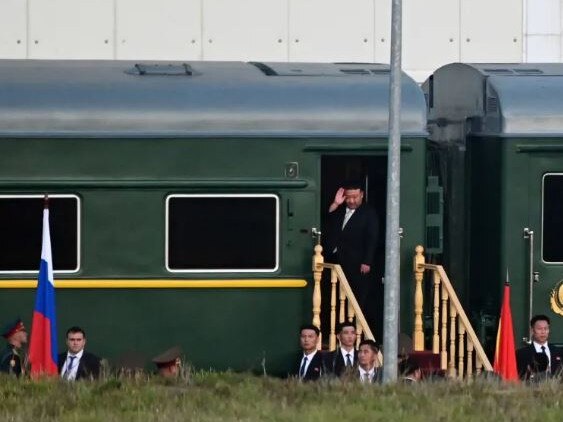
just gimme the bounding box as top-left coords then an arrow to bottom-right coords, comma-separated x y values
125,63 -> 195,76
250,62 -> 389,77
487,97 -> 499,113
425,176 -> 443,254
483,68 -> 543,75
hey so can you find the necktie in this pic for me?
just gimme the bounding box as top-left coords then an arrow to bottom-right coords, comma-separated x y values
342,209 -> 354,229
299,356 -> 308,378
541,346 -> 550,373
346,353 -> 352,367
64,356 -> 76,380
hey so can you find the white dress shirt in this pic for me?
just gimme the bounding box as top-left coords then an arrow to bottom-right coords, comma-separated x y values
359,366 -> 376,383
61,349 -> 84,381
340,348 -> 355,367
342,208 -> 355,229
299,350 -> 318,378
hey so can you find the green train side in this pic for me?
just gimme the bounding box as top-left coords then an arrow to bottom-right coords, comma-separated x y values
425,63 -> 563,348
0,60 -> 427,373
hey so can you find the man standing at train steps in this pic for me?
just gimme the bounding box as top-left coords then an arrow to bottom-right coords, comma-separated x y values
325,182 -> 379,313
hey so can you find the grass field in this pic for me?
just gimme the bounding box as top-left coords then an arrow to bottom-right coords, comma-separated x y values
0,372 -> 561,422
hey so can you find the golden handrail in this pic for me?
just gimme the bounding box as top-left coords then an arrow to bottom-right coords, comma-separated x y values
312,244 -> 381,364
425,263 -> 493,373
321,263 -> 375,342
413,245 -> 493,377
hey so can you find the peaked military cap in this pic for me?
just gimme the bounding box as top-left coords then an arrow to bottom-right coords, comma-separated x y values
2,318 -> 25,339
152,346 -> 182,367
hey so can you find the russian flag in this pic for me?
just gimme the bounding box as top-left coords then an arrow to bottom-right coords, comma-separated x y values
29,198 -> 58,377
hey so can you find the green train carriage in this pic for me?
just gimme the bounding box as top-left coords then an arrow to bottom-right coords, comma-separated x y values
0,60 -> 427,374
426,63 -> 563,348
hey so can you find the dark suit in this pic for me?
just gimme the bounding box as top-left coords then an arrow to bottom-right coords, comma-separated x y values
324,348 -> 358,377
516,343 -> 563,379
325,203 -> 378,308
58,351 -> 101,380
293,351 -> 325,381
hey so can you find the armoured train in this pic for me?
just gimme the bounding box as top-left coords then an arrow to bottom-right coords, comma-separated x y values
0,60 -> 560,374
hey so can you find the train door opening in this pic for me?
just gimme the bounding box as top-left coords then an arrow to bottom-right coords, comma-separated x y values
320,155 -> 387,340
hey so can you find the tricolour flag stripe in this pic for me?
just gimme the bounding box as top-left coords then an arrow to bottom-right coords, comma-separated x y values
29,206 -> 58,376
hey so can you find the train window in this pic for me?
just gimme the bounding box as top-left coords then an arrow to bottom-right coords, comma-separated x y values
166,194 -> 279,272
543,174 -> 563,262
0,195 -> 80,273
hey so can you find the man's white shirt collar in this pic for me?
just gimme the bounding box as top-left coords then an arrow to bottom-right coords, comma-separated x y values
533,341 -> 551,364
359,366 -> 375,381
67,349 -> 84,359
340,348 -> 355,362
300,350 -> 317,378
62,349 -> 84,380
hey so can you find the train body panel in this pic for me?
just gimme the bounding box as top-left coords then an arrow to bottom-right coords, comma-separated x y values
426,63 -> 563,346
0,60 -> 428,373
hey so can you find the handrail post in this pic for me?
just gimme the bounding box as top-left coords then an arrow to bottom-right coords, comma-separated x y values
413,245 -> 425,351
432,271 -> 440,353
355,321 -> 363,349
458,319 -> 465,379
449,303 -> 457,377
440,284 -> 449,371
339,285 -> 346,324
312,244 -> 324,350
329,269 -> 338,351
467,339 -> 474,379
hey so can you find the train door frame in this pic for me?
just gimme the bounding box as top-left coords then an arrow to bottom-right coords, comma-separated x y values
319,154 -> 387,338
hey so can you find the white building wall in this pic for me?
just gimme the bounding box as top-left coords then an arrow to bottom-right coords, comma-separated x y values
0,0 -> 555,82
524,0 -> 561,61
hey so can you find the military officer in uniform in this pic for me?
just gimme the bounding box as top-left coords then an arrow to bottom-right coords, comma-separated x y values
0,318 -> 28,377
152,346 -> 183,378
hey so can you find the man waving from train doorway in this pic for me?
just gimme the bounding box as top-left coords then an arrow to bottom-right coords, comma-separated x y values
325,181 -> 379,315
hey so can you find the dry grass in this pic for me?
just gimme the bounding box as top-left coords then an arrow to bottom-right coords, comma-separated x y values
0,372 -> 561,422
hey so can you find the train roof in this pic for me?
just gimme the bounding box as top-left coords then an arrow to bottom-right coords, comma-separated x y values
0,60 -> 426,138
425,62 -> 563,137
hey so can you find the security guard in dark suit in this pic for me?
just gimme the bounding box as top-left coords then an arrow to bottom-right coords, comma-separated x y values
0,318 -> 28,377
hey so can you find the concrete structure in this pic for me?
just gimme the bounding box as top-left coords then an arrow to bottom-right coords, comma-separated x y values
0,1 -> 559,82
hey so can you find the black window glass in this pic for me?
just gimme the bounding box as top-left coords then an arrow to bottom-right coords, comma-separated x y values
168,196 -> 278,270
0,197 -> 79,271
543,175 -> 563,262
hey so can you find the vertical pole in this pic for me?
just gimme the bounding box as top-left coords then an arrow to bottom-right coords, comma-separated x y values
413,246 -> 425,351
382,0 -> 403,383
312,244 -> 324,350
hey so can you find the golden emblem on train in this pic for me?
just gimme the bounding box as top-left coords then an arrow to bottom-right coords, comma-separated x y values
550,280 -> 563,316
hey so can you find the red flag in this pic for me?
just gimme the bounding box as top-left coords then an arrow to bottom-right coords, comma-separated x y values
493,283 -> 519,382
